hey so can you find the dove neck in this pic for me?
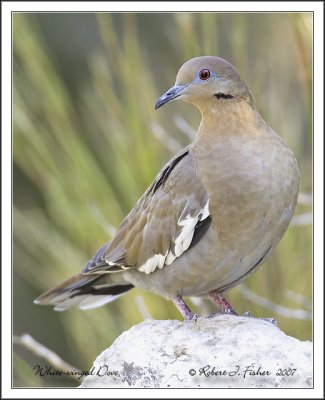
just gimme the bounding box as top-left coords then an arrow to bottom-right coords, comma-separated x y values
197,99 -> 264,139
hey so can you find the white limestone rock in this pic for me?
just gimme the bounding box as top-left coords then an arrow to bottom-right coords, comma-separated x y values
79,315 -> 312,388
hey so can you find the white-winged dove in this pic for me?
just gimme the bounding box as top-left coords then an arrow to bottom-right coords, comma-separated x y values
35,56 -> 299,320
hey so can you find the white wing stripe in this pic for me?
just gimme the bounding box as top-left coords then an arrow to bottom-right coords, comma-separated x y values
174,241 -> 183,257
157,254 -> 166,269
165,252 -> 176,265
138,199 -> 210,274
175,215 -> 199,244
138,254 -> 159,274
200,200 -> 210,220
181,230 -> 195,253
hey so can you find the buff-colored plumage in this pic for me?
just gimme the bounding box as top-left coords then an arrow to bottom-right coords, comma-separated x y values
35,56 -> 299,319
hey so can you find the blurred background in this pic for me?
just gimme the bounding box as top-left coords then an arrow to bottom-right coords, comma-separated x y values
13,13 -> 312,387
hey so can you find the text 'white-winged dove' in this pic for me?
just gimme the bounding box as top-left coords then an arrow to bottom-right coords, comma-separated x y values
35,56 -> 299,321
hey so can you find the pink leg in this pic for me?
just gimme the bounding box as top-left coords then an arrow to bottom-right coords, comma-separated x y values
208,290 -> 277,324
208,290 -> 238,315
173,295 -> 197,321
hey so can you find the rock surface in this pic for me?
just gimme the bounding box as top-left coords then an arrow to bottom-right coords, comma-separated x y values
79,315 -> 312,388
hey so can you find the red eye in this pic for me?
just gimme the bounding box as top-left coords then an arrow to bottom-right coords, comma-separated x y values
199,69 -> 211,80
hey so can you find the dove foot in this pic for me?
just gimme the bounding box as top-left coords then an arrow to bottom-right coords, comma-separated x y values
243,311 -> 277,325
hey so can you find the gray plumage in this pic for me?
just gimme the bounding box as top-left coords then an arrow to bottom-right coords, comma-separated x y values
35,56 -> 299,318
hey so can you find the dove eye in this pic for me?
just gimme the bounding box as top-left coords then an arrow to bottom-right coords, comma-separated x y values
199,69 -> 211,80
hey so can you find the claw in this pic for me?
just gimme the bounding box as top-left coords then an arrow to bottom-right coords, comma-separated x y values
242,311 -> 277,325
186,313 -> 198,322
243,311 -> 252,317
261,317 -> 278,326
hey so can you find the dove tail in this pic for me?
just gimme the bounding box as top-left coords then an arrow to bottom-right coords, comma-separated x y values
34,273 -> 134,311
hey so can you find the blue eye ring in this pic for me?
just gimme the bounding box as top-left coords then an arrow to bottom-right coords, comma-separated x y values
199,69 -> 211,80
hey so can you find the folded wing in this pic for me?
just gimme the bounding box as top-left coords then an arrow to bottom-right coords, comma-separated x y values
84,145 -> 211,275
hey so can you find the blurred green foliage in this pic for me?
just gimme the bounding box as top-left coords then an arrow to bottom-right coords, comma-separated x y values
13,13 -> 312,387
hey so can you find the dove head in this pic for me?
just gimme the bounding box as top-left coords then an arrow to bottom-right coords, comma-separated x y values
155,56 -> 254,112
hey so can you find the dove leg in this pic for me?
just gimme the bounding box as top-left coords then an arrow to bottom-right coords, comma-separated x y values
173,295 -> 198,321
208,290 -> 238,315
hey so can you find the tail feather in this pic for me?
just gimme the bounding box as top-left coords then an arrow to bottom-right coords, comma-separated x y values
34,273 -> 134,311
